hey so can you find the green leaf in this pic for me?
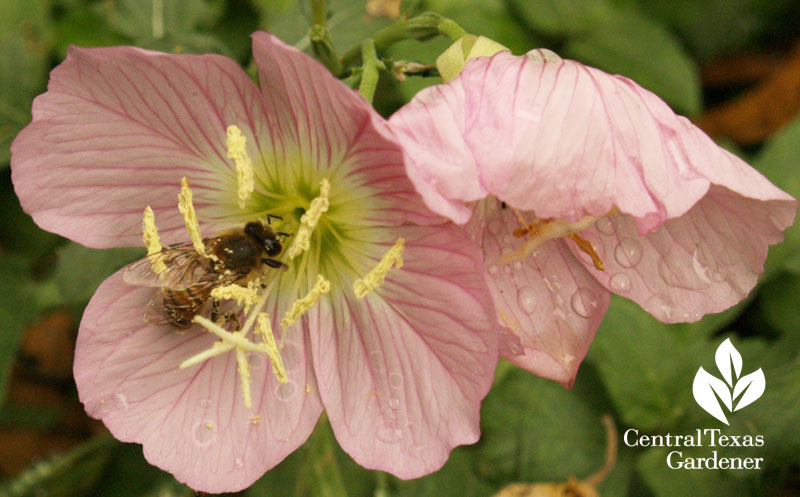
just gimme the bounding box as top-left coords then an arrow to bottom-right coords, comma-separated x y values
507,0 -> 613,38
563,9 -> 701,115
0,435 -> 115,497
439,0 -> 540,55
586,296 -> 701,430
752,116 -> 800,277
477,366 -> 616,483
53,244 -> 143,305
759,272 -> 800,337
0,171 -> 64,261
88,442 -> 177,497
0,0 -> 51,167
393,446 -> 497,497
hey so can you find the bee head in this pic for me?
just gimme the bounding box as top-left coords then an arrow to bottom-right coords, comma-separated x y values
244,221 -> 283,257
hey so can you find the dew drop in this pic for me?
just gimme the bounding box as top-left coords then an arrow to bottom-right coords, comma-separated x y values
570,288 -> 599,318
614,238 -> 643,268
487,264 -> 499,275
712,271 -> 726,283
274,380 -> 298,402
609,273 -> 632,293
192,421 -> 216,447
377,424 -> 403,444
645,295 -> 673,321
516,286 -> 537,315
512,261 -> 523,270
281,342 -> 303,372
235,457 -> 244,468
369,351 -> 386,372
389,372 -> 404,389
247,353 -> 263,370
503,265 -> 511,274
388,397 -> 400,410
199,397 -> 212,408
596,217 -> 615,235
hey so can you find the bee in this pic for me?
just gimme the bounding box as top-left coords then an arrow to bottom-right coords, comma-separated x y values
124,217 -> 288,329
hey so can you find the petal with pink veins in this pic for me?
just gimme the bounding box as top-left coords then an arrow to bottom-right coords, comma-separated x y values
469,199 -> 609,386
251,33 -> 436,227
569,185 -> 796,322
308,225 -> 497,478
12,46 -> 276,248
74,269 -> 322,493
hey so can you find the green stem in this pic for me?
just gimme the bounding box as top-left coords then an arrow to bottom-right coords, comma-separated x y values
358,39 -> 381,104
311,0 -> 327,27
309,25 -> 343,76
339,12 -> 467,71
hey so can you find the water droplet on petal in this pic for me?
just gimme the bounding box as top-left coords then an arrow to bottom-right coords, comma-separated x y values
281,342 -> 303,372
369,351 -> 386,372
571,288 -> 599,318
192,421 -> 216,447
614,238 -> 643,268
609,273 -> 632,293
503,265 -> 511,274
388,397 -> 400,410
487,264 -> 499,275
512,261 -> 522,270
199,397 -> 212,408
596,217 -> 615,235
645,295 -> 673,321
712,271 -> 725,283
377,424 -> 403,444
389,372 -> 403,389
517,286 -> 537,315
235,457 -> 244,468
274,380 -> 298,402
247,353 -> 263,370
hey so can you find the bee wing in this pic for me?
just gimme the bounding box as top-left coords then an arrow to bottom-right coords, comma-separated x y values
123,244 -> 209,289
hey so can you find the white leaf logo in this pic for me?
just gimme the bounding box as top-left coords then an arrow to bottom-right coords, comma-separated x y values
693,338 -> 765,425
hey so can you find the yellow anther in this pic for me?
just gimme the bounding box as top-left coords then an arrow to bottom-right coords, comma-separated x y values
235,347 -> 253,409
226,125 -> 254,210
211,283 -> 260,313
568,233 -> 605,271
501,215 -> 599,264
141,206 -> 167,276
256,313 -> 287,383
178,177 -> 215,260
280,274 -> 331,328
286,179 -> 331,259
354,238 -> 405,298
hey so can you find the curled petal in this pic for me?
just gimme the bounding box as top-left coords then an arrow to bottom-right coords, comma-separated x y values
569,185 -> 794,322
389,49 -> 795,234
469,199 -> 609,386
12,46 -> 275,247
74,269 -> 322,492
308,225 -> 497,478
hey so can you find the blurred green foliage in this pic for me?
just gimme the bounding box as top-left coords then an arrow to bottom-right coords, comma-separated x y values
1,0 -> 799,496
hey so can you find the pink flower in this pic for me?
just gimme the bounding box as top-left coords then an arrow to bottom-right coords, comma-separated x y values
389,48 -> 797,386
11,34 -> 497,492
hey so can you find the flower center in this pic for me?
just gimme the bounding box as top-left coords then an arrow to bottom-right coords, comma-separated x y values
502,207 -> 608,271
137,124 -> 404,409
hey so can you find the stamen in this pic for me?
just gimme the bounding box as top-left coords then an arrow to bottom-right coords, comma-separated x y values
226,125 -> 254,210
286,179 -> 331,259
178,177 -> 216,260
568,233 -> 605,271
280,274 -> 331,328
141,206 -> 167,276
235,348 -> 252,409
210,283 -> 260,313
192,316 -> 270,352
501,215 -> 599,264
353,238 -> 405,298
256,313 -> 287,383
179,341 -> 234,369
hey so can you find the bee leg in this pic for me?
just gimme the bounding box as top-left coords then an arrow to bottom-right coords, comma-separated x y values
222,312 -> 241,331
266,214 -> 283,224
263,258 -> 289,270
276,231 -> 292,238
210,300 -> 221,324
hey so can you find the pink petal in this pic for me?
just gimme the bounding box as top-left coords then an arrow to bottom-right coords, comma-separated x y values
308,225 -> 497,478
74,269 -> 322,493
569,185 -> 795,322
389,49 -> 796,234
12,46 -> 274,248
250,33 -> 437,227
469,199 -> 609,386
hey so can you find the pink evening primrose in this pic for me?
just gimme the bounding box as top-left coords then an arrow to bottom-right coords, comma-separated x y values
10,33 -> 498,492
389,47 -> 797,387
